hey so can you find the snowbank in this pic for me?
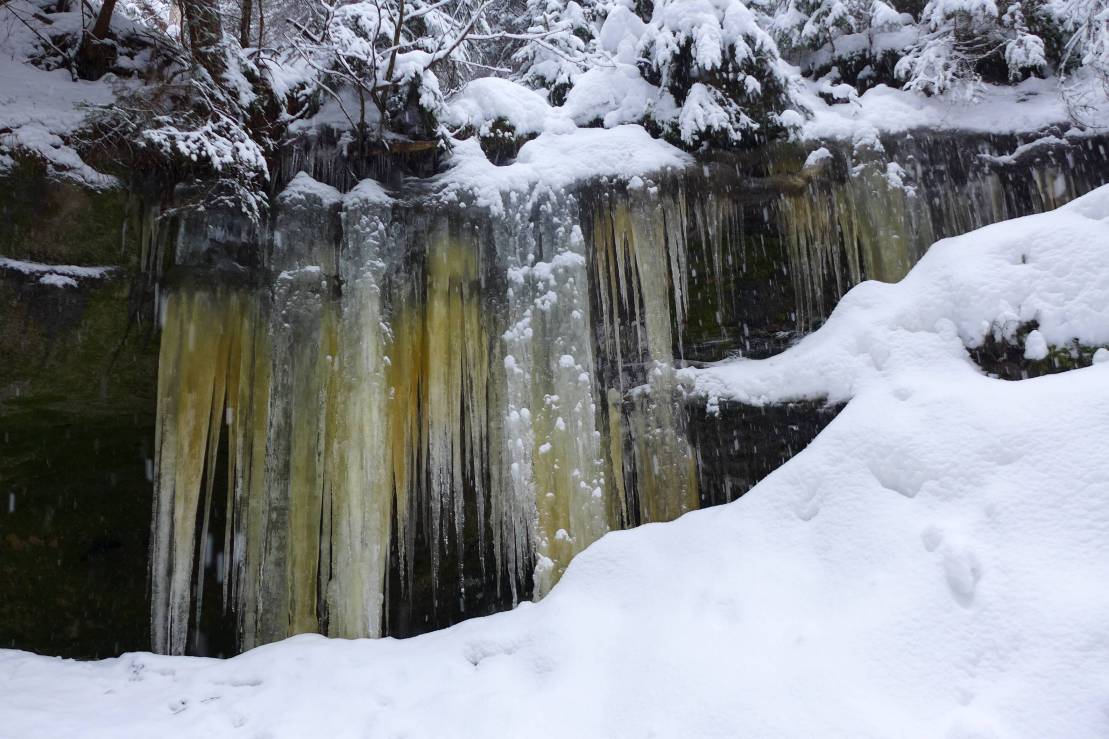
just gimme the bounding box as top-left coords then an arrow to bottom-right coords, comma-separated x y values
3,192 -> 1109,739
685,184 -> 1109,408
799,74 -> 1109,143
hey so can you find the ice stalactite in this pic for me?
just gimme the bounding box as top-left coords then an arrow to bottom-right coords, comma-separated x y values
775,147 -> 914,332
587,188 -> 699,530
773,134 -> 1109,334
151,287 -> 262,655
322,184 -> 394,641
150,175 -> 706,652
501,197 -> 608,597
384,217 -> 502,614
151,179 -> 396,654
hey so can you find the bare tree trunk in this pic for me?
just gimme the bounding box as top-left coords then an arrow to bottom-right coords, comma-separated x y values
239,0 -> 252,47
256,0 -> 264,49
75,0 -> 119,78
90,0 -> 117,38
182,0 -> 226,78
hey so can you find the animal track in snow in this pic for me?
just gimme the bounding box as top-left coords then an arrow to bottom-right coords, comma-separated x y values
943,546 -> 983,607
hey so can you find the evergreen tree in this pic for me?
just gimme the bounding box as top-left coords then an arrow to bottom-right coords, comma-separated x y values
638,0 -> 796,147
513,0 -> 598,104
895,0 -> 1049,95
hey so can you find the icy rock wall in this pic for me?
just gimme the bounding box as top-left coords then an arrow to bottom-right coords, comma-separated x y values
679,132 -> 1109,358
150,132 -> 1109,655
150,182 -> 692,653
152,183 -> 396,655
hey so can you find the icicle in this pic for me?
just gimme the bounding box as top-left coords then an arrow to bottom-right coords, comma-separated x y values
151,287 -> 251,655
502,199 -> 609,597
586,187 -> 699,530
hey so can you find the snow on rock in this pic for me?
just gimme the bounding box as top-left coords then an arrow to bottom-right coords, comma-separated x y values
343,176 -> 393,208
0,257 -> 117,282
1022,329 -> 1048,360
444,77 -> 567,136
3,179 -> 1109,739
685,184 -> 1109,408
276,171 -> 344,208
802,145 -> 832,168
436,126 -> 692,214
0,3 -> 121,188
36,273 -> 79,288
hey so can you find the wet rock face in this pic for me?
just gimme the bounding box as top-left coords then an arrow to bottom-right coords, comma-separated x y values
0,179 -> 158,657
687,400 -> 844,507
0,157 -> 132,267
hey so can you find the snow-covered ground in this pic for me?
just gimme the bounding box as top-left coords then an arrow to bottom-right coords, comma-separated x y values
796,73 -> 1109,142
3,194 -> 1108,739
0,2 -> 122,187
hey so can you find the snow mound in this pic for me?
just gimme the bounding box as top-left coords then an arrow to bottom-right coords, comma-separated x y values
3,185 -> 1109,739
436,126 -> 692,214
444,77 -> 568,136
685,184 -> 1109,407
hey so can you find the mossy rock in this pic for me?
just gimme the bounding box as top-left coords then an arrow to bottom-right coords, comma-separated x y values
0,155 -> 135,268
0,163 -> 158,658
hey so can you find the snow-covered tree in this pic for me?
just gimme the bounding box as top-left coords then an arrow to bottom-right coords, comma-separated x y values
638,0 -> 796,148
510,0 -> 797,149
286,0 -> 496,149
767,0 -> 910,85
512,0 -> 597,103
772,0 -> 865,56
1053,0 -> 1109,85
895,0 -> 1049,95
